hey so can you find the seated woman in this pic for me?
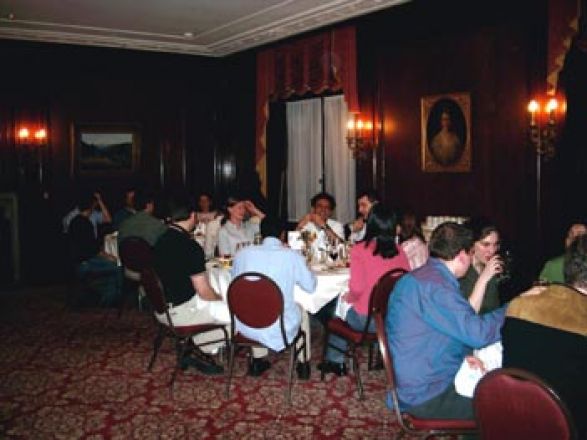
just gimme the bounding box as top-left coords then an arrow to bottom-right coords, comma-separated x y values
320,204 -> 411,375
460,217 -> 504,313
398,210 -> 428,270
217,195 -> 265,257
195,192 -> 218,224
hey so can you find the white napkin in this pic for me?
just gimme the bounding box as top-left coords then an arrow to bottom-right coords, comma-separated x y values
454,341 -> 503,398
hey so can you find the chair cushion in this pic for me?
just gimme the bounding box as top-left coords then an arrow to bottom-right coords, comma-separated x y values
405,414 -> 477,431
328,318 -> 374,344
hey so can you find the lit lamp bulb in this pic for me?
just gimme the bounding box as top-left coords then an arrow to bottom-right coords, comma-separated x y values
17,127 -> 30,140
527,100 -> 539,125
364,121 -> 373,131
34,128 -> 47,141
545,98 -> 558,123
347,119 -> 356,137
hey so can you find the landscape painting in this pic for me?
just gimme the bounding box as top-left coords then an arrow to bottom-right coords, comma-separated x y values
72,124 -> 139,176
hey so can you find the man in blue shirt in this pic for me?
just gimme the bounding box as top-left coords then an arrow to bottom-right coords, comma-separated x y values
232,216 -> 317,379
386,221 -> 505,419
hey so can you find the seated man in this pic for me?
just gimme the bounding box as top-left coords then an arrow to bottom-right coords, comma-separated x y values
68,193 -> 121,307
118,189 -> 166,247
502,235 -> 587,438
296,192 -> 344,254
539,222 -> 587,283
347,189 -> 379,243
112,187 -> 136,230
231,216 -> 317,379
63,190 -> 112,237
153,194 -> 225,375
386,221 -> 505,419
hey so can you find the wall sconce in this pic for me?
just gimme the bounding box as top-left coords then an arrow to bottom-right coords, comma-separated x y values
527,96 -> 564,161
346,114 -> 376,157
15,125 -> 48,186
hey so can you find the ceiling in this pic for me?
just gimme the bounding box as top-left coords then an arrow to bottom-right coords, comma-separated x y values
0,0 -> 409,57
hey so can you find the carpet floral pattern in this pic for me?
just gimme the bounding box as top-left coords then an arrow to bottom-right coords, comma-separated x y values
0,287 -> 423,439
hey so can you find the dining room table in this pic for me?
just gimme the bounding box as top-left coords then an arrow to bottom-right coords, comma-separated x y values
202,258 -> 350,360
104,233 -> 351,358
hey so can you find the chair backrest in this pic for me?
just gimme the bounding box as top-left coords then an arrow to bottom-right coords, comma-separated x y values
362,268 -> 407,334
119,236 -> 154,272
473,368 -> 576,440
227,272 -> 286,340
140,268 -> 168,315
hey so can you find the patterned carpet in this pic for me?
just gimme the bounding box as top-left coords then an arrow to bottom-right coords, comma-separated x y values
0,285 -> 419,439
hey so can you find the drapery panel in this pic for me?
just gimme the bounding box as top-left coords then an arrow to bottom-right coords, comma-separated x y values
256,25 -> 358,194
286,98 -> 323,221
324,95 -> 355,225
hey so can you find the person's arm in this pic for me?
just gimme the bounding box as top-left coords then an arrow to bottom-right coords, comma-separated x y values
347,246 -> 365,303
294,253 -> 317,293
422,282 -> 506,348
296,213 -> 313,231
244,200 -> 265,220
468,255 -> 503,313
94,192 -> 112,224
191,272 -> 222,301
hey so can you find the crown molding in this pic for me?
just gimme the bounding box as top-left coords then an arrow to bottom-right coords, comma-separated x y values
0,0 -> 409,57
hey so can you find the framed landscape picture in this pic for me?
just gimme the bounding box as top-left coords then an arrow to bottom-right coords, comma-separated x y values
71,124 -> 140,176
421,92 -> 471,173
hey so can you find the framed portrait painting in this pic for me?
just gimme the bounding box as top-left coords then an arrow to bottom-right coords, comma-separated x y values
421,92 -> 471,172
71,124 -> 140,176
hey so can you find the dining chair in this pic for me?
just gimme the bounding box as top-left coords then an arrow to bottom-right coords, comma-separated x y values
473,367 -> 576,440
118,236 -> 153,315
374,313 -> 477,439
320,268 -> 407,399
140,268 -> 229,392
225,272 -> 306,405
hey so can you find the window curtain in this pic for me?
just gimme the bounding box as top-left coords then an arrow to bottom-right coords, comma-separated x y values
286,98 -> 323,221
324,95 -> 355,225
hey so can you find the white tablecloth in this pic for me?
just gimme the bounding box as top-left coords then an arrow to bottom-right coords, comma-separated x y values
204,261 -> 350,322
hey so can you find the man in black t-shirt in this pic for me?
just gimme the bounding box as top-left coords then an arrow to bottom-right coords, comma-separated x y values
154,195 -> 226,374
68,193 -> 121,306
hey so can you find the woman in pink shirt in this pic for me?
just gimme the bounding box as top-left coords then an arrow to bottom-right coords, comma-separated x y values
319,204 -> 410,375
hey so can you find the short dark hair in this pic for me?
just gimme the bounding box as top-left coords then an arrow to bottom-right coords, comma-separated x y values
135,189 -> 156,211
564,235 -> 587,289
311,192 -> 336,210
165,193 -> 193,222
77,191 -> 95,211
357,188 -> 380,203
362,203 -> 399,259
429,222 -> 473,260
463,216 -> 499,242
220,194 -> 243,225
260,216 -> 285,239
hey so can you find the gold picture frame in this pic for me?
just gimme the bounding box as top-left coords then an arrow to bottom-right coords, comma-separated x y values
71,123 -> 140,177
421,92 -> 471,172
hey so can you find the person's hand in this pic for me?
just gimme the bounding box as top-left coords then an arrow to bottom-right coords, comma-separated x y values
94,192 -> 102,202
309,213 -> 326,228
244,200 -> 256,213
520,285 -> 547,297
351,217 -> 364,232
479,255 -> 503,282
465,355 -> 486,373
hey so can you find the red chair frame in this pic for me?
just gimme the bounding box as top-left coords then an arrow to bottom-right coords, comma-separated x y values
473,367 -> 577,440
320,268 -> 407,399
225,272 -> 307,404
141,268 -> 228,391
374,311 -> 477,439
